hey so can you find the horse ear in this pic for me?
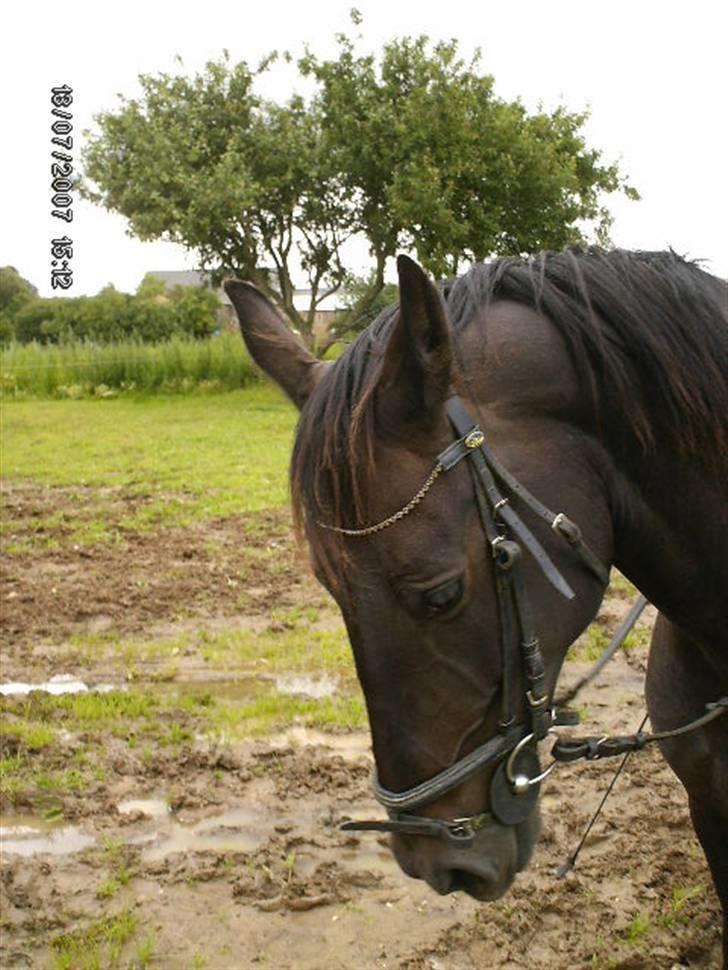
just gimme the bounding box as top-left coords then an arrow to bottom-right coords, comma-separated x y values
378,255 -> 452,425
223,280 -> 328,410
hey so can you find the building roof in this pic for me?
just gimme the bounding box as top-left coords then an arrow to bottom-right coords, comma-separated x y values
148,270 -> 344,313
148,270 -> 231,304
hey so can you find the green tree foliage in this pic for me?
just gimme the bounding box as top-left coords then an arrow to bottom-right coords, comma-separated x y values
343,272 -> 399,333
82,18 -> 637,354
0,267 -> 38,342
6,282 -> 219,345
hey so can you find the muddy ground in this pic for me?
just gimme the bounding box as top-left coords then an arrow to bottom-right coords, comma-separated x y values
0,483 -> 723,969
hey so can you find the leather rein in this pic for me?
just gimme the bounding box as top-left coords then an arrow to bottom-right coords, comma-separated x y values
325,395 -> 728,846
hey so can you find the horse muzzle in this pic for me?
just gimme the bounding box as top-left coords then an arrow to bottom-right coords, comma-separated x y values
390,808 -> 541,901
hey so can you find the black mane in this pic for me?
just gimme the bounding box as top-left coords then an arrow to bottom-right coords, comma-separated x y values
292,248 -> 728,541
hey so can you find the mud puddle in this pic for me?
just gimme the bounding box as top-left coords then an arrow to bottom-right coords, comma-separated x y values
139,804 -> 271,861
0,674 -> 118,696
1,797 -> 276,862
0,672 -> 340,702
1,681 -> 722,969
0,817 -> 96,857
117,796 -> 170,818
268,726 -> 372,758
274,673 -> 337,698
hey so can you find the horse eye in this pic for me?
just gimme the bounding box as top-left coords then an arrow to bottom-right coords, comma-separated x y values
423,576 -> 465,617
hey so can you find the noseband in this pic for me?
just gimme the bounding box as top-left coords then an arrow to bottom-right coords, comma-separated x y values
333,395 -> 610,843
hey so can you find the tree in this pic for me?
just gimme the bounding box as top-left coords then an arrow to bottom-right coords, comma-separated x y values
82,19 -> 637,355
0,267 -> 38,312
342,272 -> 399,335
301,32 -> 637,280
0,267 -> 38,342
83,59 -> 349,353
12,298 -> 58,344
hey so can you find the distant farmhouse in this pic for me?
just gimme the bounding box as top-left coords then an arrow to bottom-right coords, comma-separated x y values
147,270 -> 343,335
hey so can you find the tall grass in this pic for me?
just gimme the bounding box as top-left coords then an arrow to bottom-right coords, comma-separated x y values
1,332 -> 260,398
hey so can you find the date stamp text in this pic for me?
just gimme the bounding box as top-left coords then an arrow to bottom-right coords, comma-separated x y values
50,84 -> 74,290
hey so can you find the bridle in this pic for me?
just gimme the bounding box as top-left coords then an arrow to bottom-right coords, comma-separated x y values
327,395 -> 728,846
329,394 -> 606,841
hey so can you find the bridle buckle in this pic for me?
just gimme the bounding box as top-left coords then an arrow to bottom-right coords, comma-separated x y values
526,689 -> 549,710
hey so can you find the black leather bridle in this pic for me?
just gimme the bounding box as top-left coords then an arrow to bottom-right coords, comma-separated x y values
333,396 -> 728,846
331,396 -> 606,843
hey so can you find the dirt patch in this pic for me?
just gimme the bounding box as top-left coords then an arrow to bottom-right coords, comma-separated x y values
0,484 -> 723,968
2,483 -> 321,677
1,723 -> 721,968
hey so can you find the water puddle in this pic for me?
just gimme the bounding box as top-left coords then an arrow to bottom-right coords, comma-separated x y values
269,727 -> 372,761
149,677 -> 265,701
341,844 -> 400,875
274,674 -> 337,699
142,673 -> 337,701
118,797 -> 170,818
0,674 -> 119,696
0,816 -> 96,857
140,805 -> 267,861
0,800 -> 274,861
291,841 -> 397,880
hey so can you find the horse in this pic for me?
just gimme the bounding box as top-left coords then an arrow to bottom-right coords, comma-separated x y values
224,248 -> 728,960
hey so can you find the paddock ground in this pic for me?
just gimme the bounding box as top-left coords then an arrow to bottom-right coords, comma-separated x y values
0,477 -> 722,970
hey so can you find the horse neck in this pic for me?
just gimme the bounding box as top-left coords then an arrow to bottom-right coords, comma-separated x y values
601,436 -> 727,645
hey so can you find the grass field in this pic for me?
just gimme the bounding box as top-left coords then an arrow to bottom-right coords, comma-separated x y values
1,385 -> 299,541
1,384 -> 368,762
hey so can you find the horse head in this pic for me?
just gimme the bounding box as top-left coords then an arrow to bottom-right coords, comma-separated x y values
224,256 -> 614,900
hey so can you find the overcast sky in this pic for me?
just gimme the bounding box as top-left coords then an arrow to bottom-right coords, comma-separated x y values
4,0 -> 726,297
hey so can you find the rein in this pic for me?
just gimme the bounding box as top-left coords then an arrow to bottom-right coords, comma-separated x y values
333,395 -> 728,846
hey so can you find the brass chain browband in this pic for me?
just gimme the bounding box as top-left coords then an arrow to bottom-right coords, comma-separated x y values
318,430 -> 486,537
319,463 -> 443,536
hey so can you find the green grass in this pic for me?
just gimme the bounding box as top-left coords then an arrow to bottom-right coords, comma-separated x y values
212,692 -> 366,737
62,605 -> 350,676
96,878 -> 121,900
623,911 -> 650,944
1,371 -> 368,816
670,883 -> 704,913
134,932 -> 156,969
567,623 -> 610,662
197,619 -> 353,676
0,720 -> 56,750
0,674 -> 366,807
50,910 -> 138,970
609,571 -> 638,598
1,333 -> 259,398
1,385 -> 297,535
566,570 -> 649,662
622,624 -> 652,651
659,883 -> 705,927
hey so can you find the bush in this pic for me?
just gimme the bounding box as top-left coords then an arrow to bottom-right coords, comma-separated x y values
3,283 -> 220,345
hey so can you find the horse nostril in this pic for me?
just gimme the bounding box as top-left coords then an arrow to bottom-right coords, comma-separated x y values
430,867 -> 495,897
429,867 -> 455,895
450,868 -> 489,896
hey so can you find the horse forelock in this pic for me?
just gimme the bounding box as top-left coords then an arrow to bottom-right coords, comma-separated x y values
290,303 -> 399,574
291,248 -> 728,575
